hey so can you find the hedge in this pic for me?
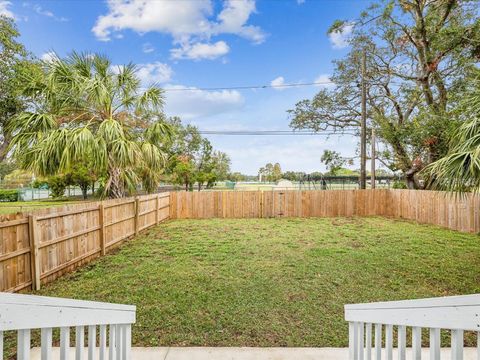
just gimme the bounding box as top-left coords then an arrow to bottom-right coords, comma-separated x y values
0,189 -> 20,202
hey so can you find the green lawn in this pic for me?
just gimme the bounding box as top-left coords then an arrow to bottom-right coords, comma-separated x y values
37,217 -> 480,347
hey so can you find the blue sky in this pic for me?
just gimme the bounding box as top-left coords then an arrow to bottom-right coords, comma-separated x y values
1,0 -> 368,175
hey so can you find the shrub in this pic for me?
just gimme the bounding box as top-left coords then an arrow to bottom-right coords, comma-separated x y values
0,189 -> 19,202
47,175 -> 67,198
392,180 -> 408,189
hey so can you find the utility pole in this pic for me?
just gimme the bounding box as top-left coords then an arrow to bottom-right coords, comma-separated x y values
360,48 -> 367,189
371,128 -> 376,189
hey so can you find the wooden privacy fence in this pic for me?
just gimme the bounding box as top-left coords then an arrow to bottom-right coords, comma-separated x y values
0,189 -> 479,293
0,193 -> 170,293
170,189 -> 480,233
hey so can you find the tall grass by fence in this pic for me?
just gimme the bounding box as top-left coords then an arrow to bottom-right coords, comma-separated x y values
0,193 -> 170,293
170,189 -> 480,233
0,189 -> 478,293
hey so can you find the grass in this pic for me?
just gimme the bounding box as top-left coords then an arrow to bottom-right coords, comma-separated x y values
0,199 -> 85,214
36,217 -> 480,347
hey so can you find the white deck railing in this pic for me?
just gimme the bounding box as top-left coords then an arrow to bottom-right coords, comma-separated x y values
0,293 -> 136,360
345,294 -> 480,360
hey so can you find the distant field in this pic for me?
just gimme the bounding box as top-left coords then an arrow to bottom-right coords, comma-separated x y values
0,200 -> 84,215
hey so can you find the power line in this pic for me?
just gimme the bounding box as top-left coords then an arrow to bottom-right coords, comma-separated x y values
197,130 -> 358,136
163,80 -> 335,92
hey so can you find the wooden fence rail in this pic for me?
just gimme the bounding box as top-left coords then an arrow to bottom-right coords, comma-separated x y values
169,189 -> 480,233
0,193 -> 170,293
0,189 -> 478,293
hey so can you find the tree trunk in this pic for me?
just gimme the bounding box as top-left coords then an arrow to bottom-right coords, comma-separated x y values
81,185 -> 88,200
108,168 -> 124,198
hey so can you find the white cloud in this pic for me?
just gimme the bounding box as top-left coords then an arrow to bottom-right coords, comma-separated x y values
164,85 -> 244,119
213,0 -> 265,44
92,0 -> 265,60
142,42 -> 154,54
137,62 -> 173,84
32,4 -> 68,21
0,1 -> 14,18
328,22 -> 354,49
297,0 -> 305,4
270,76 -> 285,90
171,41 -> 229,61
40,51 -> 58,62
314,74 -> 335,88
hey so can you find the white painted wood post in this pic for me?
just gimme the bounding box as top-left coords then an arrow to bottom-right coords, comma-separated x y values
358,322 -> 365,360
109,325 -> 116,360
116,324 -> 123,360
17,329 -> 31,360
41,328 -> 53,360
88,325 -> 96,360
374,324 -> 382,360
99,325 -> 107,360
76,326 -> 84,360
365,323 -> 372,360
60,327 -> 70,360
398,325 -> 406,360
385,324 -> 393,360
125,325 -> 132,360
451,329 -> 464,360
412,327 -> 422,360
430,328 -> 440,360
350,322 -> 358,360
476,332 -> 480,360
0,330 -> 3,360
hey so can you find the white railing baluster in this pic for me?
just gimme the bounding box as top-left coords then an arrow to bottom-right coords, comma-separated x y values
76,326 -> 84,360
412,327 -> 421,360
17,329 -> 31,360
115,324 -> 123,360
386,324 -> 393,360
124,325 -> 131,360
429,328 -> 440,360
0,330 -> 3,360
41,327 -> 53,360
121,325 -> 128,360
451,329 -> 463,360
359,322 -> 365,360
398,325 -> 406,360
374,324 -> 382,360
366,323 -> 372,360
477,331 -> 480,360
60,327 -> 70,360
109,325 -> 116,360
99,325 -> 107,360
350,322 -> 357,360
88,325 -> 96,360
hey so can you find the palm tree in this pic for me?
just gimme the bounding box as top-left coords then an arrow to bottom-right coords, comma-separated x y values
7,52 -> 172,198
424,78 -> 480,194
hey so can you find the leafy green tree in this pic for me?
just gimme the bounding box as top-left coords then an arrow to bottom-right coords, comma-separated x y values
228,172 -> 246,182
171,157 -> 196,191
424,77 -> 480,193
289,0 -> 480,189
8,53 -> 172,198
321,150 -> 351,175
66,164 -> 97,200
0,16 -> 36,162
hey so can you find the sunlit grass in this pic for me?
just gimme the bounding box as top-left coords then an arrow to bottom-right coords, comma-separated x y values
36,217 -> 480,347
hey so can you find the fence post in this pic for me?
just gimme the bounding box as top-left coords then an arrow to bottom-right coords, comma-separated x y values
99,204 -> 106,256
260,191 -> 264,218
155,194 -> 160,225
134,197 -> 140,235
28,215 -> 41,290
